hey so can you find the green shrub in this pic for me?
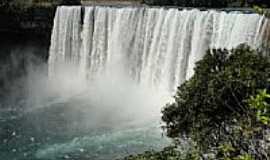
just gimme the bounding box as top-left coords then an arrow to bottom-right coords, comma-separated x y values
248,89 -> 270,125
162,44 -> 270,150
122,45 -> 270,160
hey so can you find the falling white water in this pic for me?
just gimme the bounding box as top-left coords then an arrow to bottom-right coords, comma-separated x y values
49,6 -> 269,94
48,6 -> 82,79
27,6 -> 269,160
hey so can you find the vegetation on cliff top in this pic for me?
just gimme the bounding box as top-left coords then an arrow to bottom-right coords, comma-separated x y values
1,0 -> 270,9
143,0 -> 270,7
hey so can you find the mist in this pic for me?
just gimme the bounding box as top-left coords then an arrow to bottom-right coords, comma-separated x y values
0,42 -> 171,159
23,55 -> 173,131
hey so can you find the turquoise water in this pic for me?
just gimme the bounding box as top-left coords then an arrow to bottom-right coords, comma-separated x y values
0,35 -> 171,160
0,99 -> 170,160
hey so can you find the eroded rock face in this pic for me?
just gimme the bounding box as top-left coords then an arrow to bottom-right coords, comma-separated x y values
0,0 -> 82,37
0,7 -> 55,37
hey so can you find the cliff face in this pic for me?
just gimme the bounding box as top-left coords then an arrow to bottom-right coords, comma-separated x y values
0,6 -> 55,39
0,0 -> 141,38
0,0 -> 84,39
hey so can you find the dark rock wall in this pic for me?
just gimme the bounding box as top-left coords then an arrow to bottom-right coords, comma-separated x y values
0,7 -> 55,39
0,0 -> 82,38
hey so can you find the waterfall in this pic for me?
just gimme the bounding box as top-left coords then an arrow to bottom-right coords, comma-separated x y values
48,6 -> 82,79
49,6 -> 269,93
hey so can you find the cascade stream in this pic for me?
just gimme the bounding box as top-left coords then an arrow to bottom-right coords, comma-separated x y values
49,6 -> 269,93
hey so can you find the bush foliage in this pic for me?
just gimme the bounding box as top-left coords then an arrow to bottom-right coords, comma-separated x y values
161,44 -> 270,159
162,45 -> 269,138
124,45 -> 270,160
